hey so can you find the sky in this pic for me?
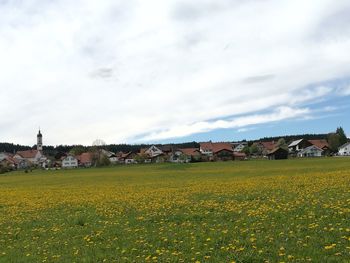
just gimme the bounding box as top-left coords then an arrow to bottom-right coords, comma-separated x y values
0,0 -> 350,146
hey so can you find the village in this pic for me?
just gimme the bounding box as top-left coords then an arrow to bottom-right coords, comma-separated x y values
0,128 -> 349,173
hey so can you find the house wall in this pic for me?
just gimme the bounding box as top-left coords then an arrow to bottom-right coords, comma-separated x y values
214,150 -> 233,161
339,144 -> 350,156
298,147 -> 323,157
62,156 -> 78,168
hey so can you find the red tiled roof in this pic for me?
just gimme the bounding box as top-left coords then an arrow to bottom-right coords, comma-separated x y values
16,150 -> 39,159
200,142 -> 213,151
308,139 -> 329,149
260,141 -> 276,151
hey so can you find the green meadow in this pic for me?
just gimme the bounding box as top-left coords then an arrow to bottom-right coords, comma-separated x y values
0,158 -> 349,262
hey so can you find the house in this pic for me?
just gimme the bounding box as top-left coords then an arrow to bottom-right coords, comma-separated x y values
13,150 -> 46,166
77,152 -> 93,167
298,145 -> 323,157
257,141 -> 276,156
61,155 -> 78,168
288,139 -> 312,154
159,145 -> 173,156
338,142 -> 350,156
267,147 -> 288,160
200,142 -> 234,161
0,155 -> 17,170
101,149 -> 119,163
232,142 -> 248,152
308,139 -> 331,156
120,152 -> 138,164
170,148 -> 201,163
233,152 -> 247,161
144,145 -> 164,157
140,145 -> 166,163
200,142 -> 214,156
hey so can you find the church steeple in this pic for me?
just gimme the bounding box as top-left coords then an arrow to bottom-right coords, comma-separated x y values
37,129 -> 43,151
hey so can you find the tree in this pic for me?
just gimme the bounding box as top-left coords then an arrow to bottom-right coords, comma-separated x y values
97,155 -> 111,167
90,139 -> 106,167
69,146 -> 86,156
336,127 -> 347,146
276,138 -> 288,150
250,143 -> 261,156
327,133 -> 341,152
179,153 -> 188,163
134,154 -> 146,164
242,146 -> 250,156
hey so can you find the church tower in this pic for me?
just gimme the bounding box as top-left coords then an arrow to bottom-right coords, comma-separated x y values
37,129 -> 43,151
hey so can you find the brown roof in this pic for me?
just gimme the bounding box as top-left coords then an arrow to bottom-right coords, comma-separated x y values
121,152 -> 133,158
77,152 -> 92,164
267,147 -> 288,155
16,150 -> 39,159
200,142 -> 233,153
179,148 -> 201,156
212,143 -> 233,153
1,156 -> 17,164
200,142 -> 213,151
308,139 -> 329,149
260,141 -> 276,151
233,152 -> 246,157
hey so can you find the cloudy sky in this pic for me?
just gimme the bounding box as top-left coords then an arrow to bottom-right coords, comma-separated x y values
1,0 -> 350,146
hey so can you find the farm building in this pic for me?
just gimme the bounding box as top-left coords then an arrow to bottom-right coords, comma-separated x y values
288,139 -> 312,154
267,147 -> 288,160
233,152 -> 247,161
257,141 -> 276,156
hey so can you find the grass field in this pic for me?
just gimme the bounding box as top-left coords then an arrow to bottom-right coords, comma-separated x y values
0,158 -> 350,262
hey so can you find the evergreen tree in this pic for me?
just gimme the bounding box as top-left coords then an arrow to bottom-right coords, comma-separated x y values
327,133 -> 341,152
336,127 -> 347,146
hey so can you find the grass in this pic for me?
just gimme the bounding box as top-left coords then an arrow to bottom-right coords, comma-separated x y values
0,158 -> 350,262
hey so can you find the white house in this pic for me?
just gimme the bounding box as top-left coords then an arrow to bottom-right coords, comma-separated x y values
144,145 -> 163,158
14,150 -> 45,165
62,155 -> 78,168
199,142 -> 214,156
101,149 -> 119,163
232,142 -> 248,152
298,145 -> 323,157
338,142 -> 350,156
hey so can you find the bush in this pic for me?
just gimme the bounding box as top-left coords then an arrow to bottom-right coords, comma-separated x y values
0,166 -> 9,174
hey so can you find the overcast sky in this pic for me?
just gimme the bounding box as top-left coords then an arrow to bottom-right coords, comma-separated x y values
1,0 -> 350,146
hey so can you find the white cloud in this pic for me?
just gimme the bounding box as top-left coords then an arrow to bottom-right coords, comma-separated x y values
0,0 -> 350,145
337,86 -> 350,95
139,106 -> 310,141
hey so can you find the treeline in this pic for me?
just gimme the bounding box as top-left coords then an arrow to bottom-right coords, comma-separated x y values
256,133 -> 328,144
0,141 -> 200,158
0,143 -> 31,153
